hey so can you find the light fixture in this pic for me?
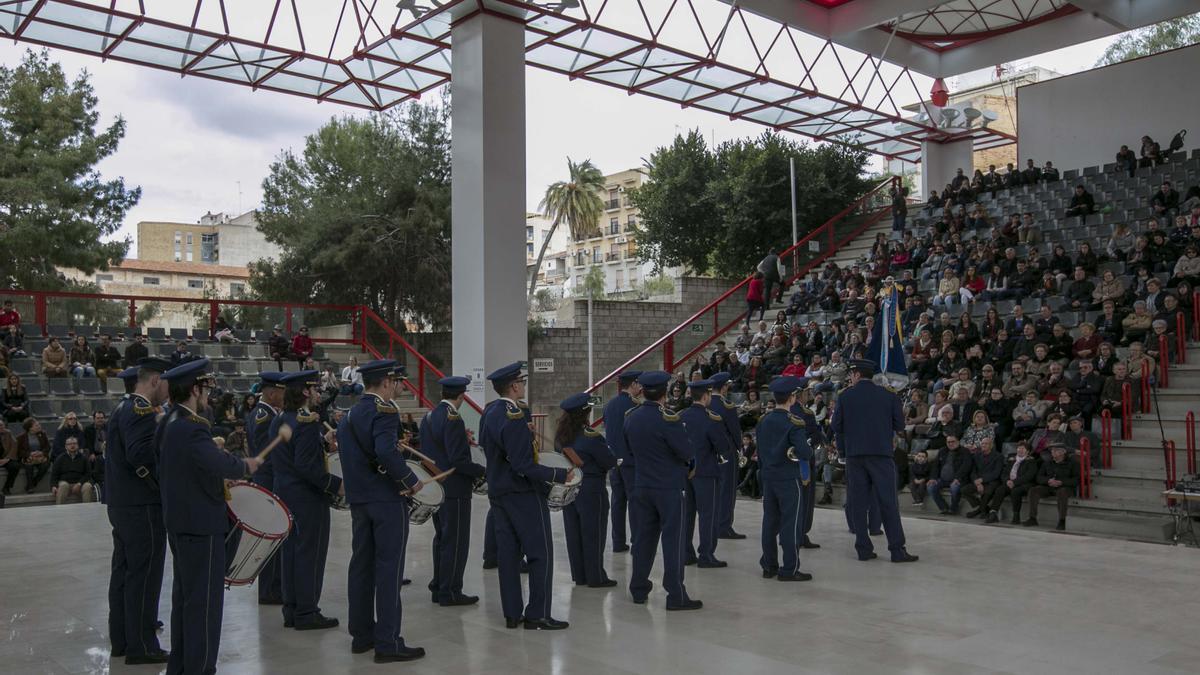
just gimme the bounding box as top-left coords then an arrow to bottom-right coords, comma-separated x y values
396,0 -> 443,19
980,110 -> 999,129
962,107 -> 981,128
939,107 -> 960,129
535,0 -> 579,12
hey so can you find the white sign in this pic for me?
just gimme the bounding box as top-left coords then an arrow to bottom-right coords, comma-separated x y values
808,240 -> 820,253
532,358 -> 554,373
469,367 -> 485,395
690,323 -> 705,334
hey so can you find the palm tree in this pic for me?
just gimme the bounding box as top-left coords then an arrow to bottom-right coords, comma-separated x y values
528,158 -> 606,299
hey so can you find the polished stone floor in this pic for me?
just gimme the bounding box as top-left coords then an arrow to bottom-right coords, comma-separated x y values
3,499 -> 1198,674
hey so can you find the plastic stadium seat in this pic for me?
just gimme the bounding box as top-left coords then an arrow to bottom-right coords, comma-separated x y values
22,377 -> 43,395
216,360 -> 239,375
224,345 -> 247,359
169,328 -> 190,342
193,329 -> 213,342
77,378 -> 103,396
46,324 -> 71,339
48,378 -> 75,396
11,359 -> 35,376
29,400 -> 54,419
233,329 -> 252,342
98,325 -> 123,340
147,327 -> 167,341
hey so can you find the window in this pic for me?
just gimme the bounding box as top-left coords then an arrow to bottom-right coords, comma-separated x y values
606,189 -> 619,210
185,251 -> 193,262
143,277 -> 160,285
526,225 -> 534,242
608,218 -> 619,235
629,269 -> 639,287
201,233 -> 218,263
186,233 -> 193,245
174,253 -> 181,262
614,270 -> 624,290
592,246 -> 600,263
627,214 -> 637,229
527,242 -> 534,257
174,231 -> 182,243
95,274 -> 113,282
230,283 -> 245,296
187,279 -> 204,289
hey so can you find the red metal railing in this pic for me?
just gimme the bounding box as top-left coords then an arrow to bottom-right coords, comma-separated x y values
1140,362 -> 1151,414
586,175 -> 898,401
1193,291 -> 1200,341
1079,437 -> 1092,499
1121,381 -> 1133,439
358,307 -> 482,414
1163,440 -> 1177,490
1158,334 -> 1170,387
1176,312 -> 1187,365
1100,408 -> 1113,468
1187,411 -> 1197,475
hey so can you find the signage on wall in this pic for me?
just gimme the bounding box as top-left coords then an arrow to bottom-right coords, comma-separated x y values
532,358 -> 554,373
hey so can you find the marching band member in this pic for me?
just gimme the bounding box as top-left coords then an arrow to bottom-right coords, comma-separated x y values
603,370 -> 641,553
247,371 -> 286,606
680,379 -> 728,568
789,381 -> 824,550
480,362 -> 574,630
756,376 -> 812,582
556,392 -> 617,588
338,359 -> 426,663
271,370 -> 342,630
626,371 -> 702,610
157,359 -> 261,675
423,375 -> 485,606
105,358 -> 171,665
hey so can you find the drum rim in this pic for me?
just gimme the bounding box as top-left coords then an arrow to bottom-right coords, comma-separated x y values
405,459 -> 444,505
225,480 -> 294,540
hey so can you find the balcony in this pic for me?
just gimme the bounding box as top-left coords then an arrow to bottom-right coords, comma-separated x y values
604,199 -> 620,210
605,252 -> 621,262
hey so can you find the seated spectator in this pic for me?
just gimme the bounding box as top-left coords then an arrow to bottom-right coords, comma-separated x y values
927,436 -> 971,515
1041,161 -> 1060,182
1122,302 -> 1152,345
963,437 -> 1004,519
50,436 -> 95,504
0,419 -> 17,495
1048,245 -> 1073,283
1033,304 -> 1059,337
337,356 -> 364,395
1018,212 -> 1040,245
1026,343 -> 1054,380
990,441 -> 1039,525
1063,415 -> 1099,463
93,334 -> 122,390
736,356 -> 769,395
1046,387 -> 1080,422
1152,181 -> 1180,226
961,410 -> 995,452
1075,242 -> 1099,277
1065,267 -> 1095,310
268,326 -> 290,370
1012,324 -> 1043,363
169,340 -> 193,366
52,412 -> 85,461
1115,144 -> 1137,176
780,353 -> 807,378
1021,159 -> 1041,185
68,335 -> 96,379
1146,319 -> 1174,364
1026,443 -> 1079,529
1002,361 -> 1038,400
1091,270 -> 1125,309
2,374 -> 29,424
1030,414 -> 1066,456
908,450 -> 932,505
0,300 -> 22,339
1170,244 -> 1200,287
1139,135 -> 1162,167
1012,390 -> 1049,441
214,316 -> 238,343
1100,361 -> 1138,418
400,412 -> 420,448
83,411 -> 107,457
1107,222 -> 1135,261
123,332 -> 148,368
1064,185 -> 1095,222
88,437 -> 105,502
1071,361 -> 1103,427
42,337 -> 69,377
738,433 -> 762,499
738,388 -> 763,429
17,417 -> 50,493
2,324 -> 25,358
1072,323 -> 1102,361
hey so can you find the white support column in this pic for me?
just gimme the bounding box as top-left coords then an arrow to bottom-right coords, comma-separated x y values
451,13 -> 527,403
920,138 -> 974,195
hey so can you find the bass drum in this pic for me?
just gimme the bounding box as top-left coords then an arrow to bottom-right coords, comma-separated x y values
537,452 -> 581,511
470,445 -> 488,495
325,451 -> 348,510
407,460 -> 444,525
224,481 -> 293,587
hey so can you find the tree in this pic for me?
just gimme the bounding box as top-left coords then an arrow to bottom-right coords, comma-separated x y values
529,158 -> 605,299
628,129 -> 717,274
1097,13 -> 1200,66
253,93 -> 452,331
0,50 -> 139,290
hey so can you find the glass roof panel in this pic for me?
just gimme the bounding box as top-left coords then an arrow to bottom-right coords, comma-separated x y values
526,43 -> 603,72
692,92 -> 741,114
258,71 -> 328,96
323,83 -> 377,108
586,68 -> 640,88
0,2 -> 36,35
38,1 -> 131,34
683,65 -> 753,91
21,21 -> 115,52
555,28 -> 640,57
283,57 -> 342,81
742,107 -> 807,126
368,37 -> 441,64
132,23 -> 218,53
109,40 -> 194,69
379,67 -> 445,91
640,77 -> 712,102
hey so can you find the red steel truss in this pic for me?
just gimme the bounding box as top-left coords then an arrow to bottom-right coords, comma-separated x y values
0,0 -> 1015,160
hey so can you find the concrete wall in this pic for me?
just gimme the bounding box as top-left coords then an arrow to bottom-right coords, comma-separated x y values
1017,44 -> 1199,174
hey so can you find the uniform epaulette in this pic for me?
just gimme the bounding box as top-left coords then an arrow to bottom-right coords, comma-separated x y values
706,409 -> 722,422
297,408 -> 319,424
625,407 -> 636,417
788,413 -> 806,427
445,404 -> 461,421
376,400 -> 399,414
189,414 -> 211,427
133,400 -> 155,416
254,408 -> 270,424
661,408 -> 681,423
799,406 -> 815,415
722,398 -> 738,410
583,426 -> 602,438
505,401 -> 524,420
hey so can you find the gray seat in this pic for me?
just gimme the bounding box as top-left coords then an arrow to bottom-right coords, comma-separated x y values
10,359 -> 35,375
77,378 -> 103,396
48,378 -> 75,396
169,328 -> 190,342
29,400 -> 54,419
146,327 -> 167,341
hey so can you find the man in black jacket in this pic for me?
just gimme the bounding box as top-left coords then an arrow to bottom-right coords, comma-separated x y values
1065,267 -> 1095,311
1064,185 -> 1095,223
1151,181 -> 1180,226
987,442 -> 1038,524
1070,362 -> 1104,428
963,438 -> 1004,518
1026,444 -> 1079,530
51,436 -> 95,504
926,437 -> 972,515
123,333 -> 148,369
95,334 -> 123,392
1021,159 -> 1041,185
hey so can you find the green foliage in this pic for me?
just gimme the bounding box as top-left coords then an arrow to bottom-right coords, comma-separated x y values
532,288 -> 560,312
578,265 -> 605,298
633,130 -> 871,279
0,50 -> 139,290
529,158 -> 606,298
640,275 -> 675,298
253,93 -> 451,331
1097,13 -> 1200,66
135,301 -> 161,326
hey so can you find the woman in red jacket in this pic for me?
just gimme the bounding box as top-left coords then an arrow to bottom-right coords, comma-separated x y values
290,325 -> 314,368
745,271 -> 765,328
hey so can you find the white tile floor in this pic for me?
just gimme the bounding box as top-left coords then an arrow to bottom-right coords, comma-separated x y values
2,499 -> 1198,674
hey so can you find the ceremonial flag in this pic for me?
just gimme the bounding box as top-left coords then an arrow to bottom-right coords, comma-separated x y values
867,278 -> 908,383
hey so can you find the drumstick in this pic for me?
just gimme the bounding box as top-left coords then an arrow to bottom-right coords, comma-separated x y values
398,442 -> 441,475
323,422 -> 335,432
560,446 -> 585,468
255,425 -> 293,462
400,467 -> 455,495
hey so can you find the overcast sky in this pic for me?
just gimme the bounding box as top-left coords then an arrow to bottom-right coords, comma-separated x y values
0,31 -> 1115,258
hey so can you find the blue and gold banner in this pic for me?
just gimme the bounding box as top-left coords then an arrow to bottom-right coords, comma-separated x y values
868,280 -> 908,380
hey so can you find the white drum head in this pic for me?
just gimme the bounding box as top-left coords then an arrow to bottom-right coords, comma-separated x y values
538,452 -> 581,487
470,445 -> 487,467
227,481 -> 291,538
407,460 -> 444,505
326,451 -> 343,478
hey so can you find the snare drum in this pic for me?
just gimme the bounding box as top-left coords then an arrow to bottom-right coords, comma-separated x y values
325,451 -> 348,510
224,481 -> 293,587
538,452 -> 582,511
407,460 -> 444,525
470,445 -> 488,496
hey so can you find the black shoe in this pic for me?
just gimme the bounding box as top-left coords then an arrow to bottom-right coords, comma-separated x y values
1010,515 -> 1021,525
817,493 -> 832,505
523,617 -> 569,630
351,643 -> 373,655
1055,519 -> 1066,531
374,647 -> 425,663
482,560 -> 498,570
283,619 -> 294,628
125,650 -> 169,665
588,579 -> 619,588
505,617 -> 522,629
1023,517 -> 1039,527
869,530 -> 883,536
912,500 -> 924,506
965,508 -> 982,519
401,578 -> 412,586
985,512 -> 999,524
258,597 -> 283,606
632,596 -> 647,605
891,553 -> 919,563
666,599 -> 703,611
294,614 -> 339,631
111,649 -> 125,659
857,552 -> 878,561
761,568 -> 778,578
801,541 -> 821,549
684,556 -> 698,566
939,509 -> 952,516
777,572 -> 813,582
613,545 -> 629,553
439,594 -> 479,607
718,531 -> 747,540
697,559 -> 727,568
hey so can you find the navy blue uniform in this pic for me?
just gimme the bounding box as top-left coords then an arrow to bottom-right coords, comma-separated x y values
625,401 -> 696,607
421,401 -> 485,603
789,402 -> 824,546
680,403 -> 726,564
756,409 -> 811,576
105,394 -> 166,660
831,379 -> 908,560
603,391 -> 637,550
560,428 -> 617,585
338,394 -> 421,656
480,398 -> 568,621
158,405 -> 249,675
710,394 -> 741,536
247,401 -> 282,603
271,408 -> 341,626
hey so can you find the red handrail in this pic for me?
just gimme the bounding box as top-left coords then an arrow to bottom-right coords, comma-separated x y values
1193,291 -> 1200,341
1140,361 -> 1151,414
1164,440 -> 1177,490
1079,437 -> 1092,499
1176,312 -> 1187,365
1120,381 -> 1133,440
586,175 -> 899,397
1100,408 -> 1113,468
1158,334 -> 1170,387
1187,411 -> 1197,475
